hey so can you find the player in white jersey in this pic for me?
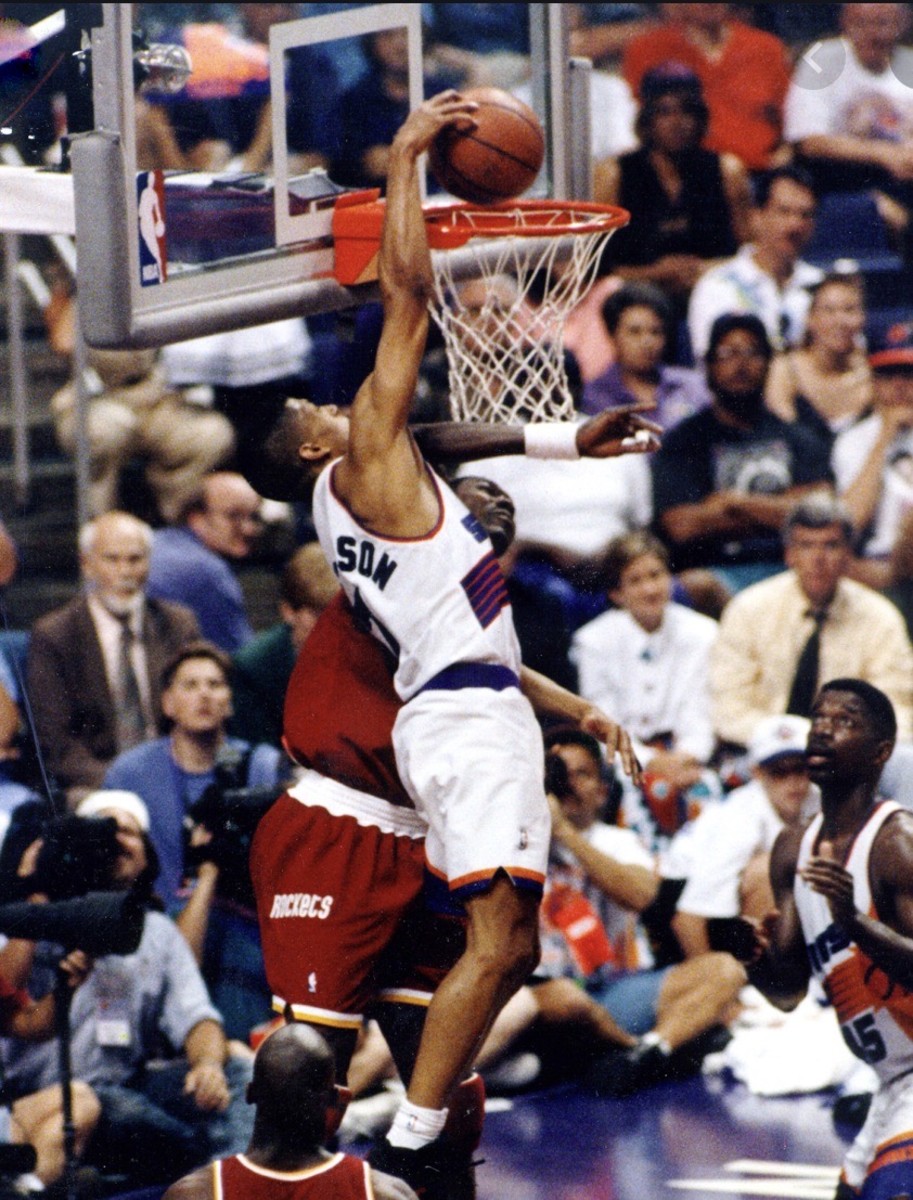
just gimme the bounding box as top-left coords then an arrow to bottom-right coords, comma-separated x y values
237,91 -> 658,1194
750,678 -> 913,1199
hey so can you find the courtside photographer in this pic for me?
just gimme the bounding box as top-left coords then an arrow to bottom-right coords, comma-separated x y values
0,790 -> 254,1192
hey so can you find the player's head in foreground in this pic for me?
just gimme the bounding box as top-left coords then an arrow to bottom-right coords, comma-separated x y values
248,1023 -> 341,1151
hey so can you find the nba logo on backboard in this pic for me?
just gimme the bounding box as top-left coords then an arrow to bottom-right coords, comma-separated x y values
137,171 -> 167,286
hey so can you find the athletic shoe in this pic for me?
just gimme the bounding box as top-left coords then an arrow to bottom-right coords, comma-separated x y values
832,1090 -> 873,1132
368,1137 -> 477,1200
582,1041 -> 671,1098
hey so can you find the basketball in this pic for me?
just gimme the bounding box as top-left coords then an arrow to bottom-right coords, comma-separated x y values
428,87 -> 545,205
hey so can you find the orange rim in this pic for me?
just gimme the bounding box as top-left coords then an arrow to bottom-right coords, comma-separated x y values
423,199 -> 629,249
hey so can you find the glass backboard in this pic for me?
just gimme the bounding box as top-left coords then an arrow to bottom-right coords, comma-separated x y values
70,3 -> 583,349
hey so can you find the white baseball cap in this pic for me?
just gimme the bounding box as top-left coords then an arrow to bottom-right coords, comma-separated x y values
76,789 -> 150,832
748,715 -> 810,768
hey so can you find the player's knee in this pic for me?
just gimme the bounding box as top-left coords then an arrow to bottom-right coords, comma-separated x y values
707,952 -> 748,997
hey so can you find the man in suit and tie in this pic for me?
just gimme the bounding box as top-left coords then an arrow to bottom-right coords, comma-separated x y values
709,491 -> 913,751
27,510 -> 200,802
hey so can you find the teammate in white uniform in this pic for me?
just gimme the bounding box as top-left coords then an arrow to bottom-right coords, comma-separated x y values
750,678 -> 913,1199
238,92 -> 658,1194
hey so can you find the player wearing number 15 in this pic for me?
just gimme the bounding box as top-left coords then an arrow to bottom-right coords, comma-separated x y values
749,679 -> 913,1199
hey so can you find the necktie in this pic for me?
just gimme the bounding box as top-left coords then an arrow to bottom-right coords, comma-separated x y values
786,609 -> 827,718
115,615 -> 147,751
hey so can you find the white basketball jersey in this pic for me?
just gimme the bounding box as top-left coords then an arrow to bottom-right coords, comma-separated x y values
795,802 -> 913,1084
312,460 -> 521,701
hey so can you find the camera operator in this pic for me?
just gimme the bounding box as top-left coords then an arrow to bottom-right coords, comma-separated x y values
0,791 -> 254,1191
102,641 -> 289,1040
0,946 -> 97,1193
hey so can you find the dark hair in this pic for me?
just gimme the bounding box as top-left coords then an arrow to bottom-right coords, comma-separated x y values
705,312 -> 773,363
636,67 -> 709,145
783,491 -> 854,545
543,726 -> 603,771
603,530 -> 670,592
818,678 -> 898,745
233,400 -> 311,502
753,164 -> 817,209
601,281 -> 674,343
161,639 -> 231,691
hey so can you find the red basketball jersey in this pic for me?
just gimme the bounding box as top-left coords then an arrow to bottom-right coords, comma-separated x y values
215,1153 -> 371,1200
283,592 -> 410,806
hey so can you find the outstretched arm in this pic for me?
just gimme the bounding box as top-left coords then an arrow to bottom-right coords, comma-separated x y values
413,405 -> 661,464
519,665 -> 641,784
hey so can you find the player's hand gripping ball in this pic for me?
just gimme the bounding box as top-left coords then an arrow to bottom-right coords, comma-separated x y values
428,86 -> 545,205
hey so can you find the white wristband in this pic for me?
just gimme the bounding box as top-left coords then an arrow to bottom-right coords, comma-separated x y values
523,422 -> 580,460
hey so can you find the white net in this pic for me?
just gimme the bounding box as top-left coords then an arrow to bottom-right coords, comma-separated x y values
426,201 -> 627,424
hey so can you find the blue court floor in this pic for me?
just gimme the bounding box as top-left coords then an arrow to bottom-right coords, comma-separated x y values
474,1074 -> 848,1200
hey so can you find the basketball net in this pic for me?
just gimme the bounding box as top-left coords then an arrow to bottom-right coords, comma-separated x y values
425,200 -> 628,424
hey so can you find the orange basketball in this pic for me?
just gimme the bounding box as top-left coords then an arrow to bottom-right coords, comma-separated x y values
428,86 -> 545,205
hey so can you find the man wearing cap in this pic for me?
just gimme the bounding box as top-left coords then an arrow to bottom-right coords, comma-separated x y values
832,320 -> 913,591
710,491 -> 913,749
671,715 -> 818,959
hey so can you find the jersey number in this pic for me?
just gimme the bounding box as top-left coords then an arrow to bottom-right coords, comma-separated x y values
841,1013 -> 887,1065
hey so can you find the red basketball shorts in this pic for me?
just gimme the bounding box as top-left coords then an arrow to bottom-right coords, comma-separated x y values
250,771 -> 466,1030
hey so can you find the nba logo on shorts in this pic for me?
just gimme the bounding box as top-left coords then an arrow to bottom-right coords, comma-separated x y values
308,972 -> 317,994
137,171 -> 167,286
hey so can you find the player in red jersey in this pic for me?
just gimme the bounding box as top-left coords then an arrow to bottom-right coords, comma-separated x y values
161,1023 -> 415,1200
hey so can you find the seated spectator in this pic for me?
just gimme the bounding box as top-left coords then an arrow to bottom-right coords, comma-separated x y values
832,321 -> 913,591
598,67 -> 751,302
515,69 -> 637,193
571,532 -> 720,857
230,542 -> 340,749
424,2 -> 531,90
671,715 -> 817,959
710,492 -> 913,749
50,347 -> 235,523
568,4 -> 660,71
688,166 -> 823,360
147,472 -> 263,653
27,512 -> 200,802
0,939 -> 97,1191
651,314 -> 834,596
581,282 -> 711,428
0,793 -> 255,1190
332,27 -> 459,190
0,645 -> 38,818
765,270 -> 872,456
622,3 -> 792,172
540,729 -> 746,1097
784,3 -> 913,249
102,641 -> 287,1038
137,6 -> 340,176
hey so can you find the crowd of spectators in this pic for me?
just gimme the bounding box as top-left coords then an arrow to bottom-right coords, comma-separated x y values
7,1 -> 913,1193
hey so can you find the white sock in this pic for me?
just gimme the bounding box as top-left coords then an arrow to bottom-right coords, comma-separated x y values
640,1030 -> 673,1056
386,1098 -> 449,1150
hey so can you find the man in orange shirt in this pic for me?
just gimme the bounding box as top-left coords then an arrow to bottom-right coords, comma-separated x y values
623,3 -> 791,172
